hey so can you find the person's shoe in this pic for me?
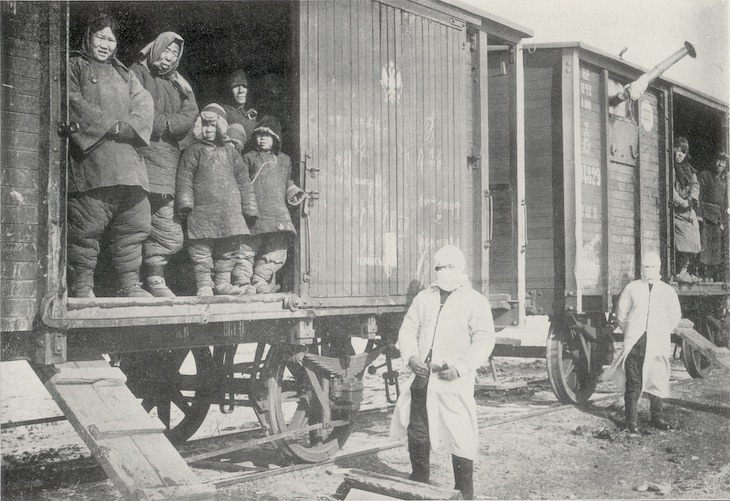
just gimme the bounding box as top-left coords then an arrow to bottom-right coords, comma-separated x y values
214,283 -> 243,295
196,286 -> 214,297
71,286 -> 96,298
626,423 -> 641,435
651,416 -> 670,431
145,276 -> 175,298
118,283 -> 153,298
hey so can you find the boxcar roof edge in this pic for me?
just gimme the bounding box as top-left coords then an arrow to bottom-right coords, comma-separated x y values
532,41 -> 728,109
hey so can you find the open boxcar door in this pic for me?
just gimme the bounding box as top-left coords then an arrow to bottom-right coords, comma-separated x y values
296,0 -> 473,307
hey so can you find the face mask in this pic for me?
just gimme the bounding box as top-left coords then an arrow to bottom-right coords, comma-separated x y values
436,268 -> 463,291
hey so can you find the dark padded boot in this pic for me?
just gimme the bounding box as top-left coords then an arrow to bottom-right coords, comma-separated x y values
408,439 -> 430,483
625,397 -> 640,434
650,395 -> 670,430
452,455 -> 474,500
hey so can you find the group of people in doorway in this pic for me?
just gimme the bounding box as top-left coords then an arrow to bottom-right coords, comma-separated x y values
672,136 -> 728,283
66,14 -> 304,298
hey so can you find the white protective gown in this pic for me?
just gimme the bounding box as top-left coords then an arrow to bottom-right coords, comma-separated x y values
603,279 -> 682,398
389,283 -> 495,460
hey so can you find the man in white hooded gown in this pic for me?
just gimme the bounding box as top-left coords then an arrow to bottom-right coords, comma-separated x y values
390,245 -> 495,499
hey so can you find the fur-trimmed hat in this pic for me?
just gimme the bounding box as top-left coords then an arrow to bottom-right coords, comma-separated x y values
194,103 -> 228,141
228,69 -> 249,89
252,115 -> 282,153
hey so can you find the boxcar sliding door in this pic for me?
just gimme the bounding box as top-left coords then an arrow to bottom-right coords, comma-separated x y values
297,0 -> 469,304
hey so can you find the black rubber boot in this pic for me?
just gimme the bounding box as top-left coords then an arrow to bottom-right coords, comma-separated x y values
649,395 -> 669,430
625,395 -> 639,434
408,439 -> 430,483
452,455 -> 474,500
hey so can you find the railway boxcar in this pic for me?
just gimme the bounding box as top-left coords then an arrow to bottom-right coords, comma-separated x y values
499,42 -> 729,403
1,0 -> 532,494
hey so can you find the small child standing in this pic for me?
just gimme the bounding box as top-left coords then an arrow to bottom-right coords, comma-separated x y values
233,116 -> 305,293
176,104 -> 259,296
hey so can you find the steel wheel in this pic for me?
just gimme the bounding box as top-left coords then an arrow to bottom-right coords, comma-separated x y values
682,317 -> 718,378
546,320 -> 599,404
119,348 -> 215,444
259,342 -> 360,463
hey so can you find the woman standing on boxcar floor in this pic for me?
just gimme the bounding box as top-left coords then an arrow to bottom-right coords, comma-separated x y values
698,152 -> 729,282
390,245 -> 496,500
131,32 -> 199,297
67,13 -> 154,298
672,136 -> 702,282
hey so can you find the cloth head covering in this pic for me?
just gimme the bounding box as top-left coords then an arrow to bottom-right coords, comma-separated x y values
193,103 -> 228,142
228,69 -> 249,89
81,13 -> 120,62
641,251 -> 662,282
674,136 -> 695,188
252,115 -> 282,153
139,31 -> 184,78
432,245 -> 469,292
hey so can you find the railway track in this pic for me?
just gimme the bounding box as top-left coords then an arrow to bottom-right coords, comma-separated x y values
2,376 -> 694,496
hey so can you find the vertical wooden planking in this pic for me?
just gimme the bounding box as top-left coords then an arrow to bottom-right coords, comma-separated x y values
340,0 -> 353,296
390,6 -> 402,295
402,10 -> 416,293
324,0 -> 336,297
385,4 -> 396,296
366,1 -> 378,298
351,0 -> 362,296
578,63 -> 603,293
639,93 -> 661,259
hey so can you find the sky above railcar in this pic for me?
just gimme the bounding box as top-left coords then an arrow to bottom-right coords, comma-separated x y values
463,0 -> 729,103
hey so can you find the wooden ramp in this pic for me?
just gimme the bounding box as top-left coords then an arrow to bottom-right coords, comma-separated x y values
674,318 -> 730,371
43,359 -> 216,501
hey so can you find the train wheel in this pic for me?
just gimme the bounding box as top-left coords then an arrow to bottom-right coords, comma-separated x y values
260,342 -> 358,463
119,348 -> 215,444
682,317 -> 718,378
546,320 -> 599,404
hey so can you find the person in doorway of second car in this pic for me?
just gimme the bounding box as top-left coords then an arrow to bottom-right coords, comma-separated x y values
232,116 -> 306,294
131,32 -> 199,297
697,152 -> 728,282
66,13 -> 154,298
176,104 -> 258,296
672,136 -> 702,283
390,245 -> 496,500
604,252 -> 682,434
223,69 -> 258,146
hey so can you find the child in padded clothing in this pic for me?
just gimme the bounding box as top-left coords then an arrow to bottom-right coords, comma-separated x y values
232,115 -> 305,293
176,104 -> 258,296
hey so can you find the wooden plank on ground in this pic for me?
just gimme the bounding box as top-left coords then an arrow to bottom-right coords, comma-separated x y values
336,468 -> 463,500
674,319 -> 730,371
44,359 -> 216,501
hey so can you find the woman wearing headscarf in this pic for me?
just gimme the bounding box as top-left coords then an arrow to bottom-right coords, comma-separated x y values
672,136 -> 701,281
390,245 -> 496,500
131,32 -> 199,297
67,13 -> 154,298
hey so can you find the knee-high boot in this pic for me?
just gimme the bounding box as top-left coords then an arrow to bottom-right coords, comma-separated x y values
451,454 -> 474,499
408,439 -> 430,483
452,455 -> 474,500
649,394 -> 669,430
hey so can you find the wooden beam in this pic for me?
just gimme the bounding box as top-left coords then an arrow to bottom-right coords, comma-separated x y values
336,468 -> 463,500
674,319 -> 730,371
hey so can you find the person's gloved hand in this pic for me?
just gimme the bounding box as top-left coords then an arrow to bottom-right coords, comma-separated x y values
107,122 -> 137,143
437,364 -> 459,381
408,356 -> 429,378
178,206 -> 192,218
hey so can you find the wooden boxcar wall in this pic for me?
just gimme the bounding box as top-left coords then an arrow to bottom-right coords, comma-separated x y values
1,2 -> 57,333
299,0 -> 469,300
522,50 -> 562,300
